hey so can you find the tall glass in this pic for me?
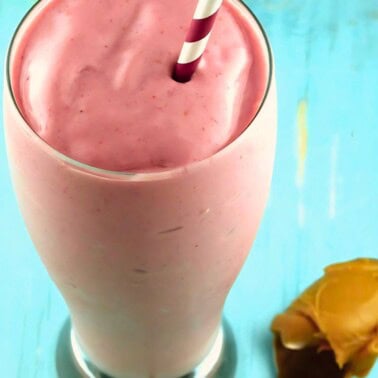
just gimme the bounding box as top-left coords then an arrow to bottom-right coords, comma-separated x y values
3,1 -> 276,377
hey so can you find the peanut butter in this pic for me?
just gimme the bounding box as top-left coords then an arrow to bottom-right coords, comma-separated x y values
271,259 -> 378,378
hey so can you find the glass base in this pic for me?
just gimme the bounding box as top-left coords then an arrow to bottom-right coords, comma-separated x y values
56,319 -> 237,378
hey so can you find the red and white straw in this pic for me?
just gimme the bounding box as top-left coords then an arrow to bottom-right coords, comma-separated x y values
173,0 -> 223,83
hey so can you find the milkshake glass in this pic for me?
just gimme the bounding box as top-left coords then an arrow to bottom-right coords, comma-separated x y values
3,1 -> 276,377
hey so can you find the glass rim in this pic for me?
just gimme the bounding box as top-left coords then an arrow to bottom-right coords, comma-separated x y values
5,0 -> 274,181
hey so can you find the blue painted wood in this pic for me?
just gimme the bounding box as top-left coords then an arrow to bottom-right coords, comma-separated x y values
0,1 -> 377,377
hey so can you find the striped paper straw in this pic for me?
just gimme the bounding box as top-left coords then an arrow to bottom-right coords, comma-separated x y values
173,0 -> 223,83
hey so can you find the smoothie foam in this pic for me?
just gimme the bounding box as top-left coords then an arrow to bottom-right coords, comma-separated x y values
12,0 -> 267,172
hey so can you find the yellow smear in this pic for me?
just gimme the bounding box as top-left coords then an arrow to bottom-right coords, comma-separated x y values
266,0 -> 292,11
296,99 -> 308,188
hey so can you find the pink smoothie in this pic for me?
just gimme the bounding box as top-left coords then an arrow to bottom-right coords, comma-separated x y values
13,0 -> 267,171
5,0 -> 276,377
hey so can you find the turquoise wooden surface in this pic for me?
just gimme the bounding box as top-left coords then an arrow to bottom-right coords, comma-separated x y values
1,0 -> 377,377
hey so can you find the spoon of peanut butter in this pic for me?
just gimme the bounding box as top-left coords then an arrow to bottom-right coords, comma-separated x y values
271,258 -> 378,378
